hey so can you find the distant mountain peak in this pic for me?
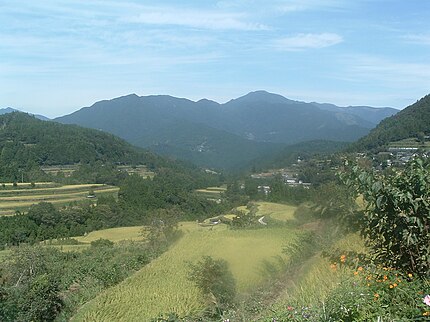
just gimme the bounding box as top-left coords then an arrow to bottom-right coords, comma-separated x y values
0,107 -> 18,114
230,90 -> 293,104
197,98 -> 220,106
0,107 -> 49,120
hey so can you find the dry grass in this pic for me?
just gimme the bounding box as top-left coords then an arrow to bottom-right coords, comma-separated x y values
72,219 -> 298,321
0,184 -> 119,215
73,226 -> 145,244
257,202 -> 298,222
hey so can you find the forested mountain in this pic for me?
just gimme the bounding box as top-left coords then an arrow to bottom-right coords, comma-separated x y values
0,112 -> 173,181
56,91 -> 396,169
0,107 -> 49,120
250,140 -> 349,170
350,94 -> 430,151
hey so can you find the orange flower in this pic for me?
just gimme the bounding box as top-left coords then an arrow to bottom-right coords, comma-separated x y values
340,255 -> 346,263
423,311 -> 430,316
357,266 -> 363,271
354,271 -> 359,276
389,284 -> 394,289
393,283 -> 398,287
330,263 -> 337,270
383,275 -> 388,281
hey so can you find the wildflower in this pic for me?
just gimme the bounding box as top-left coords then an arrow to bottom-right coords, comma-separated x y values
423,311 -> 430,316
367,283 -> 371,287
408,273 -> 413,278
354,271 -> 359,276
340,254 -> 346,263
330,263 -> 337,270
374,293 -> 379,301
287,306 -> 294,311
357,266 -> 363,271
393,283 -> 398,287
423,295 -> 430,306
389,284 -> 394,289
383,275 -> 388,281
366,276 -> 372,280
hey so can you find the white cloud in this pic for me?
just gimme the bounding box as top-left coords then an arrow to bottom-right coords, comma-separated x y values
124,8 -> 269,31
274,33 -> 343,50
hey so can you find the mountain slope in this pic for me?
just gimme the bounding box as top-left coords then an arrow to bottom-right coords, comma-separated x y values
0,112 -> 177,182
141,120 -> 283,170
350,94 -> 430,151
56,91 -> 396,169
0,107 -> 49,120
313,103 -> 398,125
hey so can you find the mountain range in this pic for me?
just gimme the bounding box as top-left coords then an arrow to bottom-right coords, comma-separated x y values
55,90 -> 397,169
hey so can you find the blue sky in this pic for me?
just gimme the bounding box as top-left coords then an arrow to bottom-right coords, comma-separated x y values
1,0 -> 430,117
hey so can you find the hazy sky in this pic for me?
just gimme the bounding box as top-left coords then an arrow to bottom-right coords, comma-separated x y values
1,0 -> 430,117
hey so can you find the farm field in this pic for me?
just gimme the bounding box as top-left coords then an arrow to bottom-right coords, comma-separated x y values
388,137 -> 430,149
0,184 -> 119,215
72,202 -> 304,321
117,165 -> 155,178
72,226 -> 145,243
194,186 -> 226,199
256,202 -> 298,222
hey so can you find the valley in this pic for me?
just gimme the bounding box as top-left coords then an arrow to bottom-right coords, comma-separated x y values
0,93 -> 430,321
2,1 -> 430,321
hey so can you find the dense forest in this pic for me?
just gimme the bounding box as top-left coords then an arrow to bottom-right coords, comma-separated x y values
350,94 -> 430,151
0,112 -> 171,182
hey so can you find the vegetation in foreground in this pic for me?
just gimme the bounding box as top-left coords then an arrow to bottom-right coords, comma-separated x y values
71,213 -> 301,321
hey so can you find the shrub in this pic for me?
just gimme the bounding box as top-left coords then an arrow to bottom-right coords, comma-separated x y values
340,157 -> 430,276
187,256 -> 236,317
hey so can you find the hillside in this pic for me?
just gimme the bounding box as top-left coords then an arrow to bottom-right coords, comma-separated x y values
0,112 -> 167,181
55,91 -> 396,169
0,107 -> 49,120
350,94 -> 430,151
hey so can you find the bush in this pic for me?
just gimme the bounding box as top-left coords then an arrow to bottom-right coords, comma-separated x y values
341,157 -> 430,276
187,256 -> 236,317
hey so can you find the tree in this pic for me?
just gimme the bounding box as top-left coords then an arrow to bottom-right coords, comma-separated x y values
187,256 -> 236,317
341,157 -> 430,276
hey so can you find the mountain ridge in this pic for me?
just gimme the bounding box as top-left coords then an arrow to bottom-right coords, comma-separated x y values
54,90 -> 398,169
349,93 -> 430,151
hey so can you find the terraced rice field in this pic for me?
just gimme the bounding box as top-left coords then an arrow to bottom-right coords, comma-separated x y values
72,203 -> 302,321
258,202 -> 298,222
0,184 -> 119,215
72,226 -> 145,244
195,186 -> 226,199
